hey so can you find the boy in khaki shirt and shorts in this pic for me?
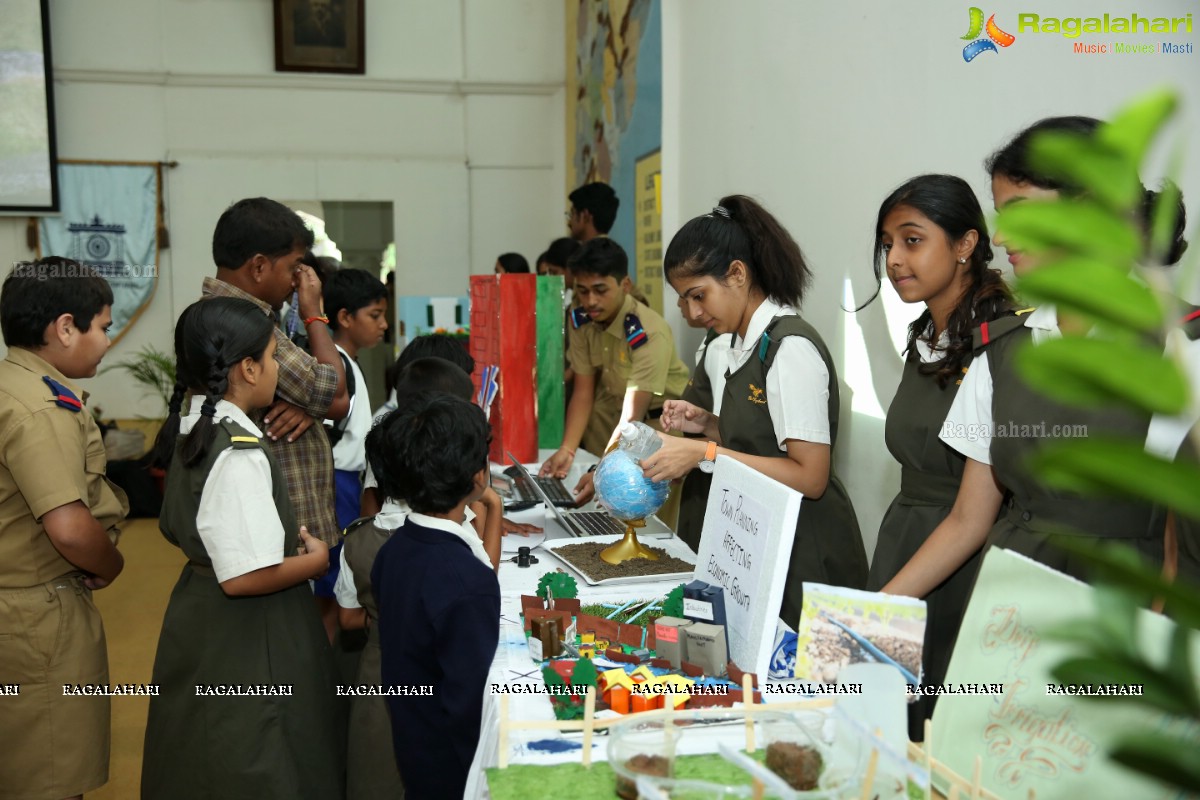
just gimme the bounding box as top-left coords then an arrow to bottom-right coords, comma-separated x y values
0,258 -> 128,800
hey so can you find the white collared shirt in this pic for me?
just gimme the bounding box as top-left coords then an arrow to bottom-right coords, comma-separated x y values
333,500 -> 484,609
328,344 -> 371,473
723,298 -> 830,449
941,303 -> 1200,463
695,332 -> 733,416
180,397 -> 286,583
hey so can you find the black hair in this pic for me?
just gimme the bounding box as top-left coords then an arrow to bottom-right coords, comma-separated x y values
986,116 -> 1188,265
302,252 -> 341,283
211,197 -> 314,270
387,333 -> 475,393
1,258 -> 115,348
865,174 -> 1013,387
567,237 -> 629,280
569,182 -> 619,233
393,357 -> 474,406
323,268 -> 387,331
544,237 -> 581,270
152,298 -> 275,469
366,393 -> 490,514
664,195 -> 811,308
496,252 -> 530,274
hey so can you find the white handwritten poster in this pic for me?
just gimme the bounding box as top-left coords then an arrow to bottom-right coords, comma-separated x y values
933,548 -> 1193,799
692,456 -> 800,678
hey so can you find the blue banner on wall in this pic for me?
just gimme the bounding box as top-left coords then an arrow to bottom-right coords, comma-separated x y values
38,162 -> 159,343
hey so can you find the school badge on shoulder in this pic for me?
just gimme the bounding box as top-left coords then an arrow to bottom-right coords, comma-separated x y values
624,314 -> 648,350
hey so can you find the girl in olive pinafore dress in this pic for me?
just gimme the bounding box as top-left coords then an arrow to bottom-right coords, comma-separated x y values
141,298 -> 342,800
883,118 -> 1186,600
650,196 -> 868,630
861,175 -> 1014,735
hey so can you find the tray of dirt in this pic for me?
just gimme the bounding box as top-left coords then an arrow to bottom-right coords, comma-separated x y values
540,535 -> 697,586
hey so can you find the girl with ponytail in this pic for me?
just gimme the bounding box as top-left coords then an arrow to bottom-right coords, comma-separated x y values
142,297 -> 342,797
641,195 -> 869,628
860,174 -> 1013,735
884,117 -> 1190,599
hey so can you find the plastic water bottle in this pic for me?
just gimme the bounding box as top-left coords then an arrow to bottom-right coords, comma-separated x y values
617,421 -> 662,463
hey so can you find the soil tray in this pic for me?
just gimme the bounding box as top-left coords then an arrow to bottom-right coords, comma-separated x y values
541,536 -> 696,586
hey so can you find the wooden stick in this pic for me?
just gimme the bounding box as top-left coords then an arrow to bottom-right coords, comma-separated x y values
859,746 -> 880,800
971,755 -> 983,799
498,692 -> 510,769
924,717 -> 933,771
743,673 -> 756,753
581,687 -> 596,768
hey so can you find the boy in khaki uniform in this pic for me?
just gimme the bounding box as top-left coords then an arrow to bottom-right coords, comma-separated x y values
0,258 -> 128,800
541,239 -> 689,498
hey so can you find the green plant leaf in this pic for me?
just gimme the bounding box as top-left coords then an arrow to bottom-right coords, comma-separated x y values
996,199 -> 1141,265
1046,539 -> 1200,631
1098,88 -> 1178,164
1015,337 -> 1188,414
1050,656 -> 1180,715
1028,131 -> 1142,212
1028,437 -> 1200,520
1043,619 -> 1129,657
1149,170 -> 1183,267
1165,625 -> 1200,717
1109,731 -> 1200,793
1015,258 -> 1163,332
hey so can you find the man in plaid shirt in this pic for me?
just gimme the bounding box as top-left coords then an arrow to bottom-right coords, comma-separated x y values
202,197 -> 350,639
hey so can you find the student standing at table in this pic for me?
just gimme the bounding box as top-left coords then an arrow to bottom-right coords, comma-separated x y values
539,238 -> 690,485
883,116 -> 1190,597
371,393 -> 500,800
861,175 -> 1013,733
640,195 -> 868,628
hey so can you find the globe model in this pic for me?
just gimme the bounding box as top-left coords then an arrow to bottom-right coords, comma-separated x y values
593,450 -> 670,522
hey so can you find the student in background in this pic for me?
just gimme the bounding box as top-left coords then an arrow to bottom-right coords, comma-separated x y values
143,297 -> 341,798
0,259 -> 127,800
336,357 -> 500,800
883,116 -> 1189,597
202,197 -> 350,642
539,238 -> 690,492
494,252 -> 530,274
566,181 -> 619,243
322,268 -> 388,532
371,393 -> 501,800
861,174 -> 1013,736
372,332 -> 475,424
641,196 -> 869,628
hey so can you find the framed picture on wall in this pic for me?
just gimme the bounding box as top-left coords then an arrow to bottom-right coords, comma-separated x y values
273,0 -> 365,75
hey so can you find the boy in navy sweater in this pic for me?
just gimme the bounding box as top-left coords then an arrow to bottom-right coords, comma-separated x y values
370,393 -> 500,800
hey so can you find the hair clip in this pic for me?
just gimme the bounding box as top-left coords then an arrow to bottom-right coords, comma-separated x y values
200,402 -> 218,418
711,205 -> 731,219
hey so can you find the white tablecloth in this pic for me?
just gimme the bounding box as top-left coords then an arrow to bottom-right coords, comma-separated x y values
466,450 -> 704,799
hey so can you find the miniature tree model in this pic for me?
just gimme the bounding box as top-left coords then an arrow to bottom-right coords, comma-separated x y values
537,571 -> 579,601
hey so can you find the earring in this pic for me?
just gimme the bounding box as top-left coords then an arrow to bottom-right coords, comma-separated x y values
958,258 -> 967,264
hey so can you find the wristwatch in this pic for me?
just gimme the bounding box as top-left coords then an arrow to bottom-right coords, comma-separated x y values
698,441 -> 718,474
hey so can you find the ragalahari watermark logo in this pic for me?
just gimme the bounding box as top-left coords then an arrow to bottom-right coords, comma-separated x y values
962,8 -> 1016,61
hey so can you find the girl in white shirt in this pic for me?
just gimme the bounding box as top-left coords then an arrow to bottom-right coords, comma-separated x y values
642,194 -> 868,628
142,297 -> 341,798
884,116 -> 1191,598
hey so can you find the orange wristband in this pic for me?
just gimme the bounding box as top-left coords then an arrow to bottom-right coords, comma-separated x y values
304,315 -> 329,326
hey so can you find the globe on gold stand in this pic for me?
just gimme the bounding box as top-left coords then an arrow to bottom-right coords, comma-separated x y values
592,447 -> 671,566
599,518 -> 660,564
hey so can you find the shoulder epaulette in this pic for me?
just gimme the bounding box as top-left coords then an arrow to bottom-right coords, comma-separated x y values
342,515 -> 376,537
1181,307 -> 1200,341
570,306 -> 590,329
41,376 -> 82,412
624,313 -> 648,350
972,309 -> 1034,351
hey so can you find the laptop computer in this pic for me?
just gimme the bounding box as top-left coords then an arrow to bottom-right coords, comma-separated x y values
498,464 -> 578,509
506,453 -> 675,540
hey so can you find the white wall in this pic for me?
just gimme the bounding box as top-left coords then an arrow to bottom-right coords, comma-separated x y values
0,0 -> 566,418
662,0 -> 1200,555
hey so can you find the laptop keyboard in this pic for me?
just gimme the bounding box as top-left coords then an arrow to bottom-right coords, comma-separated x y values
505,467 -> 575,507
568,512 -> 628,537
